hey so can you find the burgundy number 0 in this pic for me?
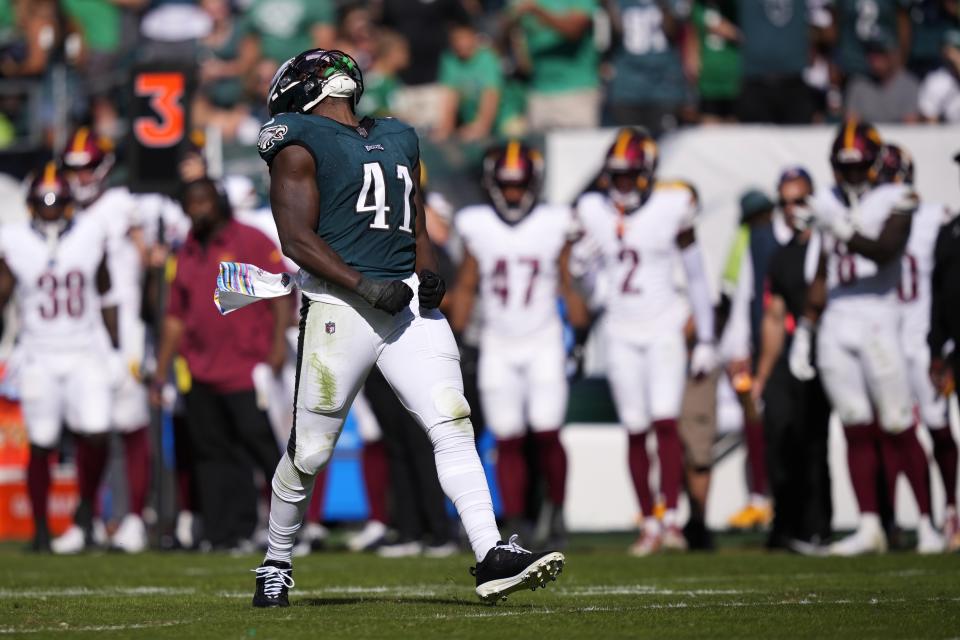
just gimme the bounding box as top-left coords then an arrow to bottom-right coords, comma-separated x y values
898,253 -> 918,302
36,271 -> 85,319
618,247 -> 641,294
490,257 -> 540,306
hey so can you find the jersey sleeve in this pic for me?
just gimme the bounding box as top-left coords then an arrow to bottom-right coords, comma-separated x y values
257,113 -> 312,167
657,181 -> 699,231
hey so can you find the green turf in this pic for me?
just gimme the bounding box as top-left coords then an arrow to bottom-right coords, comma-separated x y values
1,537 -> 959,638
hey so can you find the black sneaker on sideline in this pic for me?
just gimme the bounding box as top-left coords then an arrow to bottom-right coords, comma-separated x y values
252,560 -> 294,607
471,534 -> 564,604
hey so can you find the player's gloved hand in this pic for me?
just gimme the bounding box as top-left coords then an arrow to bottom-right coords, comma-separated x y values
690,341 -> 718,379
820,213 -> 855,243
796,201 -> 856,242
356,276 -> 414,314
417,270 -> 446,309
788,318 -> 817,381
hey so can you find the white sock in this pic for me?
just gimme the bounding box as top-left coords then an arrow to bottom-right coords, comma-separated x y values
428,418 -> 500,562
663,509 -> 677,528
264,454 -> 315,565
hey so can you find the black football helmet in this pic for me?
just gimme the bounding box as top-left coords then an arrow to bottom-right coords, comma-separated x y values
875,143 -> 914,186
267,49 -> 364,116
482,140 -> 544,223
830,119 -> 883,195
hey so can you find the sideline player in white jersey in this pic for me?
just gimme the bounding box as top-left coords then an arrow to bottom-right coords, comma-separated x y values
0,164 -> 121,552
875,144 -> 960,550
789,121 -> 943,555
576,128 -> 718,556
58,128 -> 152,553
450,141 -> 589,545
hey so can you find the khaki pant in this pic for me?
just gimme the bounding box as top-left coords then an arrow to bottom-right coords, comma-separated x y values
679,368 -> 722,470
527,88 -> 600,132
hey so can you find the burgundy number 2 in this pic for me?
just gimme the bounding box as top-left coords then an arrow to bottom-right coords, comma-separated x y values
618,248 -> 641,294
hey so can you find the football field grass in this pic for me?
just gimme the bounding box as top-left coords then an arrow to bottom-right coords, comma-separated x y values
1,535 -> 959,639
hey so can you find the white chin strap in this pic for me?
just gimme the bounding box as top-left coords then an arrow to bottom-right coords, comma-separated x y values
301,73 -> 357,112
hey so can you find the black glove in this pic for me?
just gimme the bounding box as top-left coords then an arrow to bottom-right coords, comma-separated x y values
418,270 -> 446,309
356,277 -> 414,314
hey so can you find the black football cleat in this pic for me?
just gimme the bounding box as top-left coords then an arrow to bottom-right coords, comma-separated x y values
471,534 -> 564,604
252,560 -> 294,608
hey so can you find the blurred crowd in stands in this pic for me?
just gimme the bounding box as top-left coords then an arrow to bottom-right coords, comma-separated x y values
1,0 -> 959,151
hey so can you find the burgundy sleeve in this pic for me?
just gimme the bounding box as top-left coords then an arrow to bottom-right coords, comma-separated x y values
165,254 -> 188,321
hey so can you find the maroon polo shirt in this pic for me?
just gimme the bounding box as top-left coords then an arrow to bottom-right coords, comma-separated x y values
166,219 -> 285,393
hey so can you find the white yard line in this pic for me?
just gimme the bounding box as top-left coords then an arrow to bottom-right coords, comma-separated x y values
557,586 -> 752,596
0,587 -> 195,598
0,621 -> 187,635
219,585 -> 449,598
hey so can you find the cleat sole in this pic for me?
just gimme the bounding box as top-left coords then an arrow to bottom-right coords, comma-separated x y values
475,552 -> 565,603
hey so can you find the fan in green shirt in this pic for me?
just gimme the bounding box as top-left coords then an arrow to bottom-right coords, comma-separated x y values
835,0 -> 909,78
692,0 -> 740,117
62,0 -> 121,53
512,0 -> 598,94
435,23 -> 519,141
240,0 -> 335,63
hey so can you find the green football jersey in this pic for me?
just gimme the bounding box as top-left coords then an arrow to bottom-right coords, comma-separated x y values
257,113 -> 420,280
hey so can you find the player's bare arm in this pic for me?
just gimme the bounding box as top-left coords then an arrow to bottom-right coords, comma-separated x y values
270,144 -> 363,291
270,144 -> 412,314
558,241 -> 590,330
0,258 -> 15,311
802,253 -> 829,325
96,255 -> 120,350
412,161 -> 445,309
754,293 -> 787,401
150,315 -> 184,407
845,212 -> 912,266
448,248 -> 480,334
676,227 -> 718,377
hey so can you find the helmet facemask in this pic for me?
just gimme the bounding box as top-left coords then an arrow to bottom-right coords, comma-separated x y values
268,49 -> 365,116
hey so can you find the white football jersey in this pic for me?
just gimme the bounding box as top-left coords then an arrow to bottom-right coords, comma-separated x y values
0,215 -> 109,353
576,183 -> 697,336
898,201 -> 946,338
76,187 -> 142,321
813,183 -> 912,307
455,204 -> 570,339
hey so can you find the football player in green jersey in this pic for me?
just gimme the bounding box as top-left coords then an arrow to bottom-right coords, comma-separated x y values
251,49 -> 564,607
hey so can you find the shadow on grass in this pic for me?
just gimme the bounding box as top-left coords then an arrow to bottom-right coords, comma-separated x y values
295,596 -> 535,608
